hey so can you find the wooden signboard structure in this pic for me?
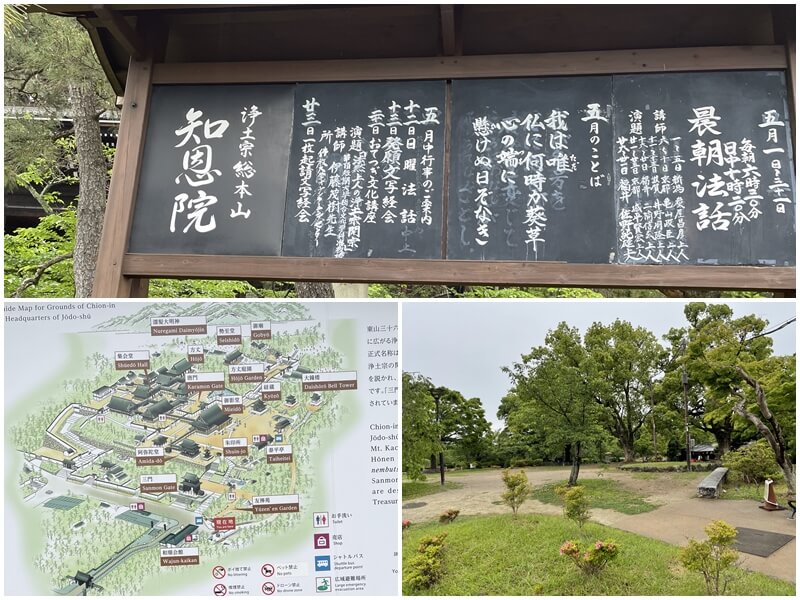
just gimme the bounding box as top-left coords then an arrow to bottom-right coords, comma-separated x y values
79,5 -> 796,297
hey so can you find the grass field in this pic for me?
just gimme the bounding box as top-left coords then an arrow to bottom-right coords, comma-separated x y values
531,479 -> 658,515
402,514 -> 796,596
618,461 -> 716,472
720,481 -> 790,502
403,479 -> 463,501
627,470 -> 702,482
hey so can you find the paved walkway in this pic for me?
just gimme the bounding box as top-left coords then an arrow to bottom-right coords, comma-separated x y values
402,466 -> 796,583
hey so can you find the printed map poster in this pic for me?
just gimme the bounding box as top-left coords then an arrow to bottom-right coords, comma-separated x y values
4,301 -> 399,596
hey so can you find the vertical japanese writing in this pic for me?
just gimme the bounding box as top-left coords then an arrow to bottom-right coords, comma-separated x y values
171,109 -> 229,234
463,109 -> 580,257
581,103 -> 611,189
471,116 -> 493,247
347,126 -> 366,252
231,105 -> 261,219
290,89 -> 442,257
759,109 -> 791,215
617,108 -> 688,263
297,98 -> 320,225
544,109 -> 576,211
688,106 -> 764,231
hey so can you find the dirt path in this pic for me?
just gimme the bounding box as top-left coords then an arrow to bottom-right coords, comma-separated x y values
403,466 -> 796,583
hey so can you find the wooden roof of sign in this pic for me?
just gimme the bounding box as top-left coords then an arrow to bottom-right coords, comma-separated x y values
38,4 -> 794,94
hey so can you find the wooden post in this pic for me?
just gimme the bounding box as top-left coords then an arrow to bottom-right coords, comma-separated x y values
91,55 -> 154,297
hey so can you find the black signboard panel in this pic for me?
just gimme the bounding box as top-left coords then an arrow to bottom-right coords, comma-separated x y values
448,77 -> 616,262
613,71 -> 795,266
128,84 -> 294,255
282,81 -> 446,259
127,73 -> 794,269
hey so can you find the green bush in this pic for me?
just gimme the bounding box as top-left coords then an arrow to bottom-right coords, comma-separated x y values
510,458 -> 532,467
439,509 -> 460,523
403,533 -> 448,592
722,440 -> 783,485
679,520 -> 740,595
559,539 -> 619,575
563,486 -> 590,529
667,438 -> 684,462
501,469 -> 532,517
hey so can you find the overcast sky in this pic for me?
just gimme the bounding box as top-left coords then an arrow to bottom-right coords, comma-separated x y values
402,300 -> 796,429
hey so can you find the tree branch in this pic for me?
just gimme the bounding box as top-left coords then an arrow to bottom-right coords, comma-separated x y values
13,252 -> 74,297
734,365 -> 789,464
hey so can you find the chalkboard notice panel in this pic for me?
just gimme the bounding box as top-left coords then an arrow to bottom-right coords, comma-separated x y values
128,84 -> 294,255
126,72 -> 794,269
613,71 -> 795,266
282,81 -> 446,259
448,76 -> 615,263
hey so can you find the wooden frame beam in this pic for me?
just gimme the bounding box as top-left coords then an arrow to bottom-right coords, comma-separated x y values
440,4 -> 456,56
152,45 -> 787,84
121,254 -> 795,293
92,5 -> 147,61
92,55 -> 154,298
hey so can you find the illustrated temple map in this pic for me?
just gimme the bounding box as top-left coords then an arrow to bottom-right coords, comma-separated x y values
4,302 -> 399,596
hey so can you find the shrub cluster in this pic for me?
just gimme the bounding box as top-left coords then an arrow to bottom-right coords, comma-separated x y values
403,533 -> 448,592
561,485 -> 590,528
501,469 -> 532,516
559,539 -> 619,575
722,440 -> 783,485
679,520 -> 740,595
439,509 -> 460,523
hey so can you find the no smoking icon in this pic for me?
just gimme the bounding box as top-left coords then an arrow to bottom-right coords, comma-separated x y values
212,566 -> 226,579
262,581 -> 275,595
213,583 -> 227,596
261,563 -> 274,577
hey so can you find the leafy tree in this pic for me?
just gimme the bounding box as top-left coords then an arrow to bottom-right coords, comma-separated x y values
584,319 -> 666,462
5,208 -> 76,297
429,386 -> 492,472
658,303 -> 773,457
402,373 -> 441,481
503,322 -> 606,485
487,424 -> 542,468
667,437 -> 684,462
5,11 -> 116,297
680,303 -> 795,494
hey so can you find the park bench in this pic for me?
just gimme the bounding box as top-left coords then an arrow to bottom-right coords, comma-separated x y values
697,467 -> 729,498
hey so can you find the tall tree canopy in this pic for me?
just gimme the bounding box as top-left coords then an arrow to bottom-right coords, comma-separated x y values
678,303 -> 795,494
504,322 -> 606,485
430,386 -> 492,468
584,319 -> 666,462
401,373 -> 441,481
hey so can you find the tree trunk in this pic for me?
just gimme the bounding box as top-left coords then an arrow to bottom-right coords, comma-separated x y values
295,282 -> 334,297
733,366 -> 795,496
705,413 -> 734,457
621,438 -> 635,462
714,428 -> 732,457
70,83 -> 107,297
568,441 -> 582,485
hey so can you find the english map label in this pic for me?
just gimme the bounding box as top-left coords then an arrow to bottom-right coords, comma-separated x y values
302,371 -> 358,391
